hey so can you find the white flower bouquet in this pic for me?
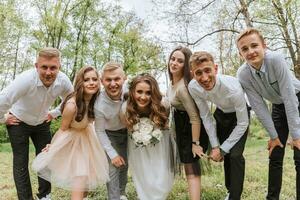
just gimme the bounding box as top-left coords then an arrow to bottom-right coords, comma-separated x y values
131,117 -> 163,147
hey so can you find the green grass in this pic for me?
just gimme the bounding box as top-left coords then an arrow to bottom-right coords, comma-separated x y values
0,136 -> 297,200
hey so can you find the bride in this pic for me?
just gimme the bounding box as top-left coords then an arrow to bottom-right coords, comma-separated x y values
120,74 -> 175,200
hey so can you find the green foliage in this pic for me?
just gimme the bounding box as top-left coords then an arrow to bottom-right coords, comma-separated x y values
0,142 -> 11,152
0,0 -> 166,89
50,118 -> 62,136
201,187 -> 227,200
0,124 -> 9,143
0,137 -> 297,199
29,0 -> 165,80
249,115 -> 267,140
0,0 -> 30,89
0,118 -> 61,143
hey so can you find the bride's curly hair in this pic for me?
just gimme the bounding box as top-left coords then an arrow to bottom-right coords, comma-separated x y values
125,74 -> 168,130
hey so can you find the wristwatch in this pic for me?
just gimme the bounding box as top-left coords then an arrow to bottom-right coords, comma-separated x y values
192,141 -> 200,146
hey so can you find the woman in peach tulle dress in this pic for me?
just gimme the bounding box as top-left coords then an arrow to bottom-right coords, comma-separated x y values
32,66 -> 109,200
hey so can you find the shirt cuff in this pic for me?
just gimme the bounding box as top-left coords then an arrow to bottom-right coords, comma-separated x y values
269,130 -> 279,139
107,149 -> 119,160
209,137 -> 219,148
291,129 -> 300,140
220,142 -> 231,154
220,148 -> 227,156
49,109 -> 61,119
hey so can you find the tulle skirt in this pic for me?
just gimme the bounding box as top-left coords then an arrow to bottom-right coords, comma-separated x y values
128,130 -> 175,200
32,124 -> 109,191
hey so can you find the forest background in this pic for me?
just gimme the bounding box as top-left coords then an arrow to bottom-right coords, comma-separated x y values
0,0 -> 300,199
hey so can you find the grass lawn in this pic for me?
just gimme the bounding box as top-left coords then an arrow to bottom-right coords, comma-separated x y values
0,137 -> 296,200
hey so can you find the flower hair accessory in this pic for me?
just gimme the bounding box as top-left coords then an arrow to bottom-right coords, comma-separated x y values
131,117 -> 163,147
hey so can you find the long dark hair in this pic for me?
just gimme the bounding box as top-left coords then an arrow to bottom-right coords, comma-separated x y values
61,66 -> 100,122
125,74 -> 168,130
167,46 -> 193,86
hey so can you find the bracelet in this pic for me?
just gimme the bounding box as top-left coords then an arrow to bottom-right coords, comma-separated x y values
192,141 -> 200,146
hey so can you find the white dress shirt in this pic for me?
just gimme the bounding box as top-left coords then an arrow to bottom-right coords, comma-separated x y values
0,68 -> 73,126
94,90 -> 126,159
188,75 -> 249,153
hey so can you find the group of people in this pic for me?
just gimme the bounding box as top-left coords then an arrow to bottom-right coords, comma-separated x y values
1,27 -> 300,200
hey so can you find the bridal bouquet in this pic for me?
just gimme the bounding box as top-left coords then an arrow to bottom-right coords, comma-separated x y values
131,117 -> 163,147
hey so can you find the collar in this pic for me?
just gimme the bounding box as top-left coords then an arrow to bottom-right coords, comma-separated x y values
248,60 -> 266,76
247,54 -> 266,75
103,90 -> 123,102
36,69 -> 45,87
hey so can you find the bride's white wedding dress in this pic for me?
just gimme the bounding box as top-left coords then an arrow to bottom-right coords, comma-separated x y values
128,129 -> 175,200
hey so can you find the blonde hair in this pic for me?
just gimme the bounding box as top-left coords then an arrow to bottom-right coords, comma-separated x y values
102,61 -> 124,73
38,47 -> 61,60
236,28 -> 265,44
189,51 -> 214,70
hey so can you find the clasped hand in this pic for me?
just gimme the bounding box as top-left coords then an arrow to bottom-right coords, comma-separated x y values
192,144 -> 206,158
111,155 -> 126,168
209,147 -> 223,162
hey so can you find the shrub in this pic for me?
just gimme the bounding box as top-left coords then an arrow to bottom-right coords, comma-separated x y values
249,115 -> 266,139
0,124 -> 9,143
50,117 -> 61,136
0,118 -> 62,143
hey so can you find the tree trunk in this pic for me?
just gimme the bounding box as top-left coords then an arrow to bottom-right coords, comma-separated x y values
239,0 -> 253,27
